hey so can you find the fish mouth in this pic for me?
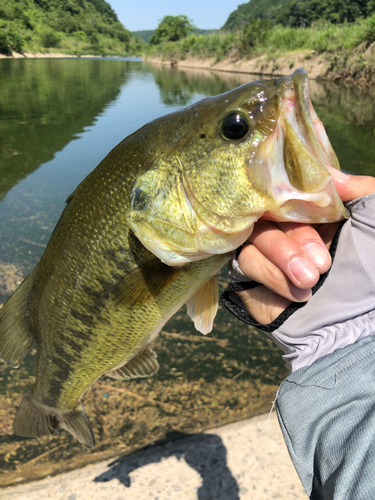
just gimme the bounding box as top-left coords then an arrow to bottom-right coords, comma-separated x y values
249,68 -> 349,223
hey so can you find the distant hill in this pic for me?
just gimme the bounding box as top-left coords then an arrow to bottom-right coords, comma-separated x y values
131,30 -> 155,43
222,0 -> 375,30
132,27 -> 219,44
0,0 -> 144,55
222,0 -> 288,31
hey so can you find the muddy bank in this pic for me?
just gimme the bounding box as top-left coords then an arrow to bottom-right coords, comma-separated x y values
0,52 -> 131,59
146,49 -> 375,83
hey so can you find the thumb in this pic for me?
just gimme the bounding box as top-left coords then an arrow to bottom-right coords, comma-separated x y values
330,168 -> 375,202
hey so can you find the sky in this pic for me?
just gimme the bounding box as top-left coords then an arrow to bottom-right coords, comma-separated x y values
106,0 -> 240,32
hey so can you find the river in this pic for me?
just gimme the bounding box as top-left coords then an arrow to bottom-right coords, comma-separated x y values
0,58 -> 374,486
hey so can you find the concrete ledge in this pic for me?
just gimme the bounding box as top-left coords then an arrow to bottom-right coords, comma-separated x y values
2,413 -> 307,500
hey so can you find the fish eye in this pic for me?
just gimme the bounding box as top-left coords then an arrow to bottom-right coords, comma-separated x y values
221,112 -> 250,140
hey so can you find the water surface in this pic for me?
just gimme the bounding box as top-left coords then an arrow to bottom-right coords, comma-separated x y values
0,59 -> 374,485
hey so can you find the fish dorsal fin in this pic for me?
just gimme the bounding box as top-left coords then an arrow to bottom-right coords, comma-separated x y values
106,347 -> 159,380
185,275 -> 219,335
113,258 -> 180,308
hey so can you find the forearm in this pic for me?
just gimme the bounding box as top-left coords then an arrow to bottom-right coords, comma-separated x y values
222,191 -> 375,499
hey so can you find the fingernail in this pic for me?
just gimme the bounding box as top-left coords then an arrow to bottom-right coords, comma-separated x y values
302,242 -> 331,269
289,256 -> 318,283
290,285 -> 312,302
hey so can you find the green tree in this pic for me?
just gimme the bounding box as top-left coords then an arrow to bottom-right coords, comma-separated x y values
222,0 -> 375,30
0,28 -> 24,54
150,15 -> 194,44
40,28 -> 61,47
239,19 -> 272,55
277,0 -> 370,27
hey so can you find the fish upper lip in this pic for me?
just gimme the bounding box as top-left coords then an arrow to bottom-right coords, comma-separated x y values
280,69 -> 336,174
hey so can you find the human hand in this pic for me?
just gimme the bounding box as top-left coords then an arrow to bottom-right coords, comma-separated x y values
235,171 -> 375,325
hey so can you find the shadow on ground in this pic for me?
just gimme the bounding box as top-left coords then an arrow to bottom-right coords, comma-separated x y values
94,431 -> 240,500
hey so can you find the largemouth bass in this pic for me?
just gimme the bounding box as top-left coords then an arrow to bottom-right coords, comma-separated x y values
0,69 -> 348,448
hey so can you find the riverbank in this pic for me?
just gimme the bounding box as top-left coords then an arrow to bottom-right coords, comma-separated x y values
1,412 -> 307,500
147,50 -> 328,79
146,48 -> 375,83
0,52 -> 137,59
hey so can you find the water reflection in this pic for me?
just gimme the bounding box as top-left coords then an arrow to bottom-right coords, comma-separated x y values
0,59 -> 374,487
308,80 -> 375,175
0,59 -> 131,199
146,63 -> 248,106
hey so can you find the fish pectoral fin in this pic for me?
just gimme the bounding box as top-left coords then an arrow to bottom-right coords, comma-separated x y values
106,347 -> 159,380
13,392 -> 95,449
112,258 -> 180,308
0,269 -> 37,368
185,275 -> 219,335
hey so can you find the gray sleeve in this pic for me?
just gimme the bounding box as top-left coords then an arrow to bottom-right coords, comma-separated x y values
276,335 -> 375,499
275,193 -> 375,499
269,193 -> 375,372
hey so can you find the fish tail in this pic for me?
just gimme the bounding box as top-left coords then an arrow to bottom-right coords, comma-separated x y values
0,270 -> 36,368
13,392 -> 95,449
13,391 -> 59,438
59,405 -> 95,449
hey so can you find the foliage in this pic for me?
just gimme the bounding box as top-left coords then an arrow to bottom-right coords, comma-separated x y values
363,13 -> 375,44
277,0 -> 375,27
150,15 -> 194,45
145,16 -> 370,62
0,27 -> 24,54
222,0 -> 375,30
39,28 -> 61,48
222,0 -> 290,30
0,0 -> 146,56
239,19 -> 272,56
131,30 -> 155,44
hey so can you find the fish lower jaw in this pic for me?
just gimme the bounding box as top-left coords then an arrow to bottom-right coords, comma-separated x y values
131,221 -> 254,266
263,199 -> 347,224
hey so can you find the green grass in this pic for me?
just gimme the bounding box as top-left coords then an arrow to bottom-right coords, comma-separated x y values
144,16 -> 375,61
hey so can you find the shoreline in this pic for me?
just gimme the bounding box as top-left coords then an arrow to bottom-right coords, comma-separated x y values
145,51 -> 375,84
146,51 -> 329,80
0,52 -> 140,60
3,51 -> 373,84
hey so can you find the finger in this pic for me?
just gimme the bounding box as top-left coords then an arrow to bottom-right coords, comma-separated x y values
236,287 -> 292,325
237,242 -> 312,302
330,169 -> 375,201
247,220 -> 324,288
274,222 -> 332,273
314,221 -> 342,250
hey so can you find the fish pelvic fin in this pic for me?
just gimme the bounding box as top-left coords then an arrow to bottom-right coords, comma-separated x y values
13,392 -> 95,449
106,347 -> 159,380
0,270 -> 36,367
185,275 -> 219,335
